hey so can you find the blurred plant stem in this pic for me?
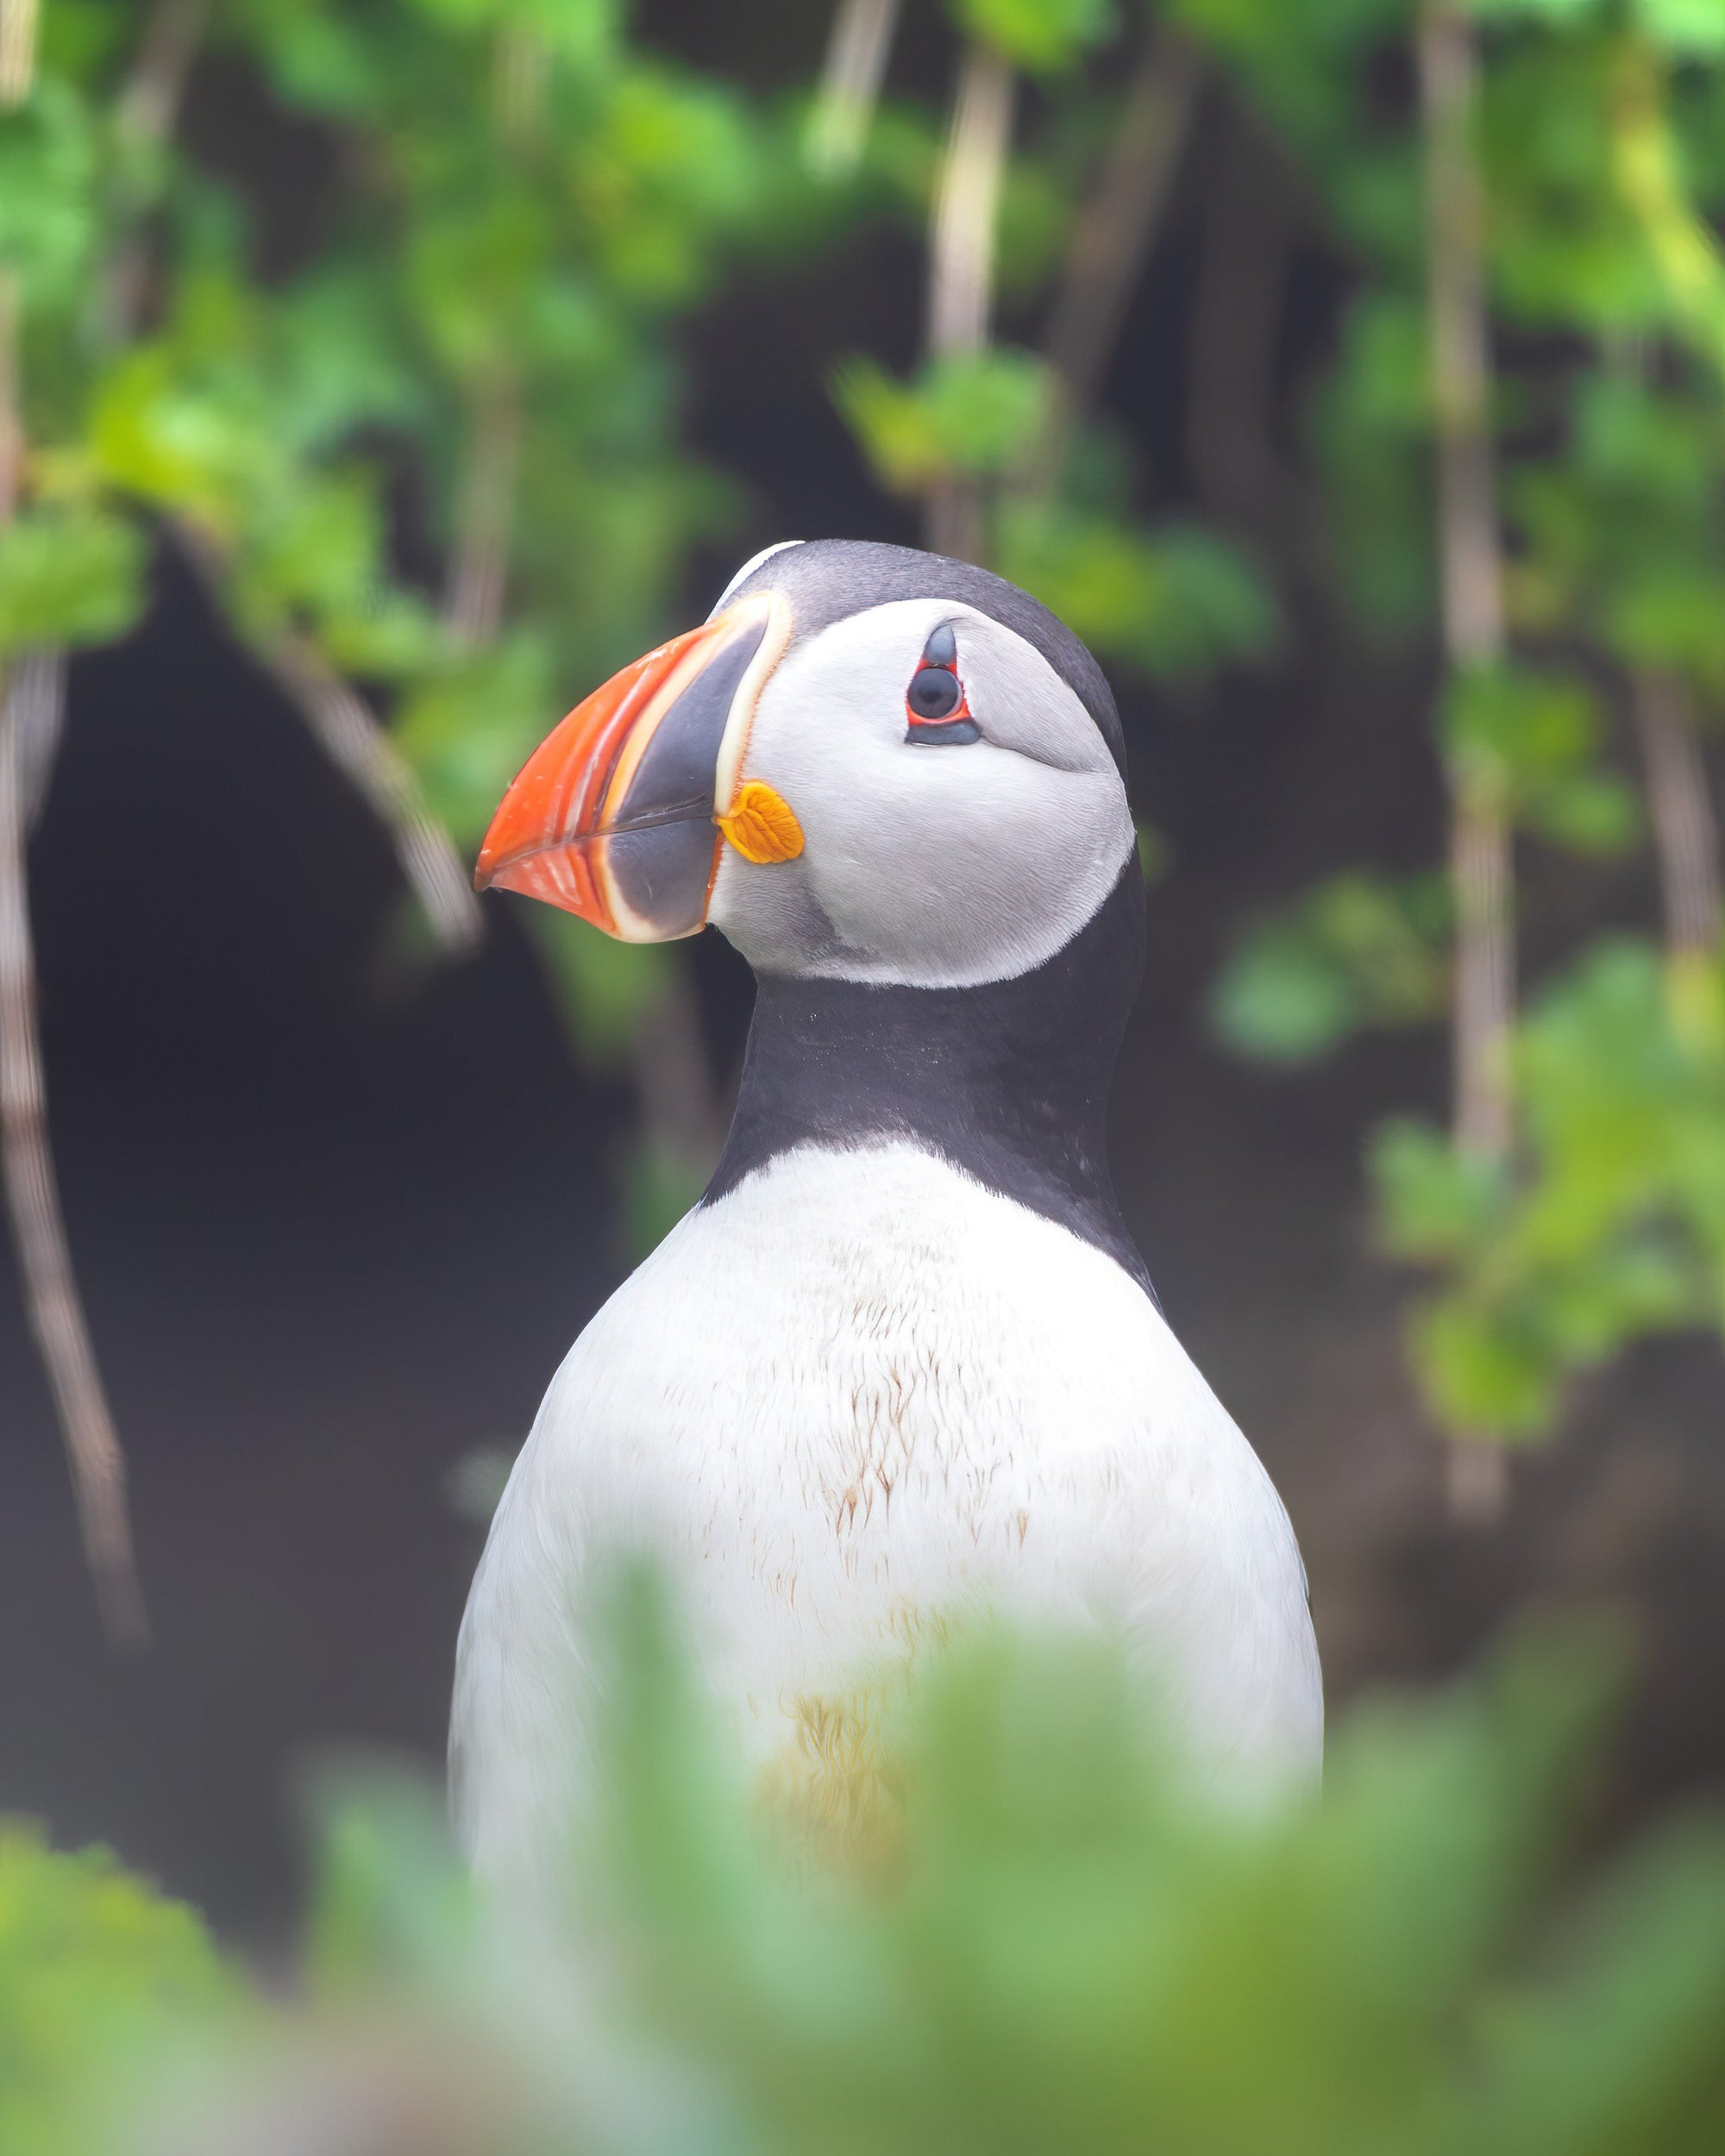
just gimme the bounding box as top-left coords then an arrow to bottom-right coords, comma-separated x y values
443,373 -> 521,649
1633,667 -> 1722,960
442,26 -> 536,648
0,0 -> 35,104
129,1 -> 482,967
806,0 -> 901,177
0,655 -> 147,1643
104,0 -> 209,343
165,505 -> 484,955
0,0 -> 149,1640
1420,0 -> 1513,1523
262,622 -> 486,957
1024,19 -> 1201,500
1186,98 -> 1289,532
5,0 -> 484,1633
926,41 -> 1014,563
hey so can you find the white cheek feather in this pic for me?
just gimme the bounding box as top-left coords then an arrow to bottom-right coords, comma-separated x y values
452,1143 -> 1322,1892
711,600 -> 1135,990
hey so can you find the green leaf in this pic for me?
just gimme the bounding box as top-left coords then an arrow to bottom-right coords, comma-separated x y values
1210,917 -> 1363,1063
1212,875 -> 1448,1065
1522,770 -> 1640,856
0,82 -> 100,315
1634,0 -> 1725,56
1467,0 -> 1605,26
0,509 -> 147,662
996,505 -> 1276,680
833,349 -> 1053,493
300,1761 -> 477,1993
0,1824 -> 235,2156
1411,1295 -> 1561,1439
1443,662 -> 1634,851
237,0 -> 385,115
1610,569 -> 1725,683
1372,1117 -> 1504,1261
949,0 -> 1117,72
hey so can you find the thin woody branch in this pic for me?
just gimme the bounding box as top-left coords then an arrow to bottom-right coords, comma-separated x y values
116,0 -> 207,144
1024,21 -> 1201,499
0,10 -> 153,1639
1186,102 -> 1290,530
443,373 -> 521,650
807,0 -> 902,178
0,0 -> 38,106
442,22 -> 548,650
1634,667 -> 1722,959
1419,0 -> 1514,1523
1,654 -> 147,1642
265,630 -> 486,956
172,520 -> 484,956
925,41 -> 1014,564
106,0 -> 210,342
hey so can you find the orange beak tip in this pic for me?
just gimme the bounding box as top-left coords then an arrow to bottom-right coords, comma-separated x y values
472,596 -> 783,938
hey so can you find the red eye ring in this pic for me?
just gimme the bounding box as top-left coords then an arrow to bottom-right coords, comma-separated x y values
904,625 -> 980,743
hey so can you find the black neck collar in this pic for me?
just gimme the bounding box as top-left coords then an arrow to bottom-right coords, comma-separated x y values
704,861 -> 1154,1301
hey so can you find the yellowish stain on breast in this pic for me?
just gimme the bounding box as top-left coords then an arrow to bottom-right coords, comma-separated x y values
754,1605 -> 952,1869
756,1689 -> 897,1868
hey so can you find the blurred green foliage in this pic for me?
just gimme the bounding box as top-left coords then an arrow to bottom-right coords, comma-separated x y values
1441,663 -> 1640,856
0,1825 -> 232,2156
0,508 -> 145,663
1377,942 -> 1725,1437
997,505 -> 1279,680
6,0 -> 804,1075
1213,873 -> 1451,1064
951,0 -> 1120,73
837,349 -> 1056,492
8,1601 -> 1725,2153
1193,0 -> 1725,1449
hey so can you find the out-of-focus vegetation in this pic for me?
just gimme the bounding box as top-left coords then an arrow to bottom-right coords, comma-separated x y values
6,1600 -> 1725,2154
1185,0 -> 1725,1480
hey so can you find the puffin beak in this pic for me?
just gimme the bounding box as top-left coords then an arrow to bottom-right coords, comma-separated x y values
474,592 -> 790,941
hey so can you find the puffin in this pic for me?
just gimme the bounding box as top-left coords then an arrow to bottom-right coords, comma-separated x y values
451,539 -> 1321,1886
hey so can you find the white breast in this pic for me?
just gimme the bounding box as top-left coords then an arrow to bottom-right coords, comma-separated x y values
451,1143 -> 1321,1887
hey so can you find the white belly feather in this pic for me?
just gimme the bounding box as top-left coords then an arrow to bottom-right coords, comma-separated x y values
451,1142 -> 1321,1885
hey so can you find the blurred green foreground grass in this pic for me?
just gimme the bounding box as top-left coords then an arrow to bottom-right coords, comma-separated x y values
5,1594 -> 1725,2156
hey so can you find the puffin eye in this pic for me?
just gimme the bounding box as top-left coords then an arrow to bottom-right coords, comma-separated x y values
907,667 -> 963,720
904,624 -> 981,744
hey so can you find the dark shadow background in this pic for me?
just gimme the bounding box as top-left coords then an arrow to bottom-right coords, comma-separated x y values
3,3 -> 1722,1942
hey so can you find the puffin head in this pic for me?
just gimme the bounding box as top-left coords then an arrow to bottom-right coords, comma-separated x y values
474,539 -> 1136,990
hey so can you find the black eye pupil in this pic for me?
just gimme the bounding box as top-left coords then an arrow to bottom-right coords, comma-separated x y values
907,667 -> 962,720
